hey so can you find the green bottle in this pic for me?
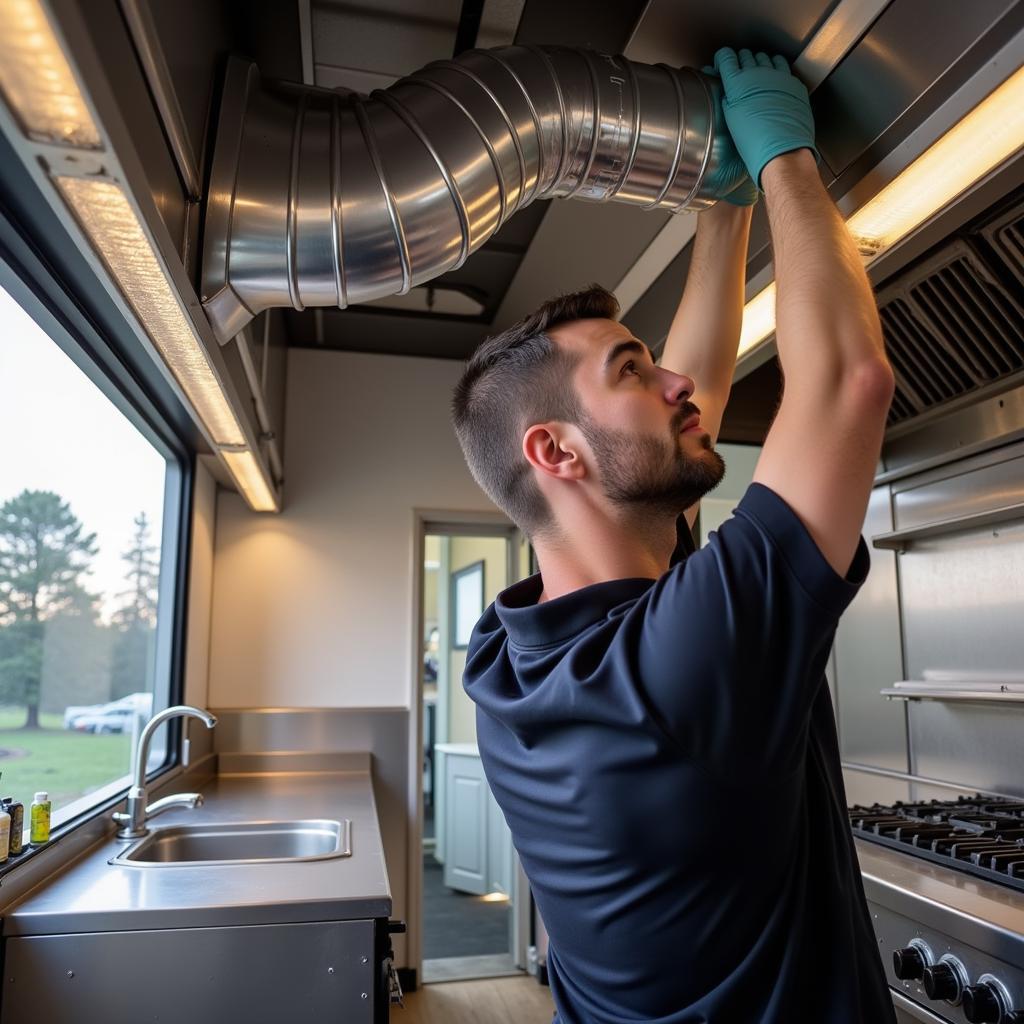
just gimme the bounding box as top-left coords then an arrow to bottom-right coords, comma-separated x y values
30,791 -> 50,846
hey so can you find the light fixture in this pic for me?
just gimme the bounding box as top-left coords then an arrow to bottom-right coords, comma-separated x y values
0,0 -> 279,510
738,63 -> 1024,360
736,282 -> 776,359
0,0 -> 101,148
220,449 -> 279,513
55,176 -> 248,447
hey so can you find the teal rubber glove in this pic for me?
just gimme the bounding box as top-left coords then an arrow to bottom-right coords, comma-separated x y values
712,47 -> 817,189
700,66 -> 758,206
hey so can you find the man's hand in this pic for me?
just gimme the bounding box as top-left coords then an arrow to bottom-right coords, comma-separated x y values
713,48 -> 817,189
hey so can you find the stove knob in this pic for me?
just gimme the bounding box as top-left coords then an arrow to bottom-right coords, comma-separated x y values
892,946 -> 927,981
922,962 -> 961,1002
962,984 -> 1002,1024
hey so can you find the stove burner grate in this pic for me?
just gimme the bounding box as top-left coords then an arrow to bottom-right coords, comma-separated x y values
849,795 -> 1024,893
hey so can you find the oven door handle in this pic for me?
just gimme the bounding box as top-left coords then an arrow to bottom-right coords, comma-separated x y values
891,989 -> 950,1023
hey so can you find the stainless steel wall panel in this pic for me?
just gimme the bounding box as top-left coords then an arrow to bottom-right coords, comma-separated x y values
833,485 -> 908,771
898,521 -> 1024,684
908,701 -> 1024,799
883,378 -> 1024,477
891,443 -> 1024,532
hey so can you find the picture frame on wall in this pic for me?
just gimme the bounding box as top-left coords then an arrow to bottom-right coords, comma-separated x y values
451,559 -> 485,650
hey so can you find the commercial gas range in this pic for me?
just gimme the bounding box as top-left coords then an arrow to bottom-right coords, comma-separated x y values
851,796 -> 1024,1023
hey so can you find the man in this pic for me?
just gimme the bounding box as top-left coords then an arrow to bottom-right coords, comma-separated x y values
451,48 -> 896,1024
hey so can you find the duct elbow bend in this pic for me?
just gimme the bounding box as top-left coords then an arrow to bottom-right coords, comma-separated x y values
201,46 -> 747,342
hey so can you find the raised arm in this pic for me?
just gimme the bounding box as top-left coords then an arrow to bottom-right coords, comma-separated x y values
659,201 -> 753,447
753,151 -> 893,574
711,46 -> 894,576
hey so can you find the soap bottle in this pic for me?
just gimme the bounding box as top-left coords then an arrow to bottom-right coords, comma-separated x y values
0,803 -> 10,863
3,798 -> 24,855
30,792 -> 50,846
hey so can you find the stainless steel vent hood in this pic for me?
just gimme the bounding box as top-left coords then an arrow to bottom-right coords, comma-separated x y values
200,46 -> 746,343
879,197 -> 1024,428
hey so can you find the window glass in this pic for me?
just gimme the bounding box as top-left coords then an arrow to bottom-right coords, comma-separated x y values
0,282 -> 170,833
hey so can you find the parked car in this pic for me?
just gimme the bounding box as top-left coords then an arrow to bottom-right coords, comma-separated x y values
63,693 -> 152,731
67,707 -> 137,735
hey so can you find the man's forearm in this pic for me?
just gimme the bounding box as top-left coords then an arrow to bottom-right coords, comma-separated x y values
660,202 -> 752,437
762,151 -> 887,382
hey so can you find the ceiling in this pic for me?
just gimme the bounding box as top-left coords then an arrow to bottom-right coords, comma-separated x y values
265,0 -> 842,444
142,0 -> 1024,444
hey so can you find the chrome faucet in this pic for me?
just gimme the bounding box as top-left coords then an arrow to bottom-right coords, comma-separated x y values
113,704 -> 218,840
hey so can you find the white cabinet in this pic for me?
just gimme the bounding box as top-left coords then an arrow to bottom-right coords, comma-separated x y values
436,744 -> 512,897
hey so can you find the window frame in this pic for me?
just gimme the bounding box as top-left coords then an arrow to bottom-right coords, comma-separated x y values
0,204 -> 194,860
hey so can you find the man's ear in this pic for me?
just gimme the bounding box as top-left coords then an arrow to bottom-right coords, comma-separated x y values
522,422 -> 586,482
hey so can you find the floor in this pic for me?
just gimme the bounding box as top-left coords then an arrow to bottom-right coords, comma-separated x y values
394,975 -> 555,1024
422,851 -> 510,958
421,952 -> 520,984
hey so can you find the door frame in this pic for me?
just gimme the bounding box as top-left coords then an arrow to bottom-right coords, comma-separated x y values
408,508 -> 532,981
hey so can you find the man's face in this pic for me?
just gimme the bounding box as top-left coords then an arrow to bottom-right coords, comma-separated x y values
553,318 -> 725,518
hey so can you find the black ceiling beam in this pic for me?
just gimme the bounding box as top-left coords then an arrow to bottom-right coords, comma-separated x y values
453,0 -> 485,56
514,0 -> 649,49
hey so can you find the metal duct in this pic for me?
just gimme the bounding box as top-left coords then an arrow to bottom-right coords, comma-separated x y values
202,47 -> 745,343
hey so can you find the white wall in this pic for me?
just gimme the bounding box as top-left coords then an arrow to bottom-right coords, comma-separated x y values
699,442 -> 761,545
208,349 -> 504,709
183,458 -> 216,709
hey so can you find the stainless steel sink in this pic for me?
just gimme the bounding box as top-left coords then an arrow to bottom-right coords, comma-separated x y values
109,818 -> 352,867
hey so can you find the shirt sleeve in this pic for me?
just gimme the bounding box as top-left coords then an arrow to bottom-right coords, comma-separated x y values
634,482 -> 870,778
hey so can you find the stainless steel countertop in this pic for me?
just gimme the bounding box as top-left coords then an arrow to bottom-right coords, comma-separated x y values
2,766 -> 392,936
856,838 -> 1024,963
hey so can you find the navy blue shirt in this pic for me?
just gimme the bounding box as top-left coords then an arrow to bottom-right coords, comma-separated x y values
463,484 -> 895,1024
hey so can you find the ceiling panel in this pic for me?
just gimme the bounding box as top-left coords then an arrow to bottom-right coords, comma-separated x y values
624,0 -> 838,70
311,0 -> 461,92
290,0 -> 652,358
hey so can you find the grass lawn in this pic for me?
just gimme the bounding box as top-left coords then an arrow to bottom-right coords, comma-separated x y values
0,708 -> 131,810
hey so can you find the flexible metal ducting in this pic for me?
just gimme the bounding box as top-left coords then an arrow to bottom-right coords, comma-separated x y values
201,46 -> 745,343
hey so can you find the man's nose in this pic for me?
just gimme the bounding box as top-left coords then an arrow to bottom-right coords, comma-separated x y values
664,370 -> 695,404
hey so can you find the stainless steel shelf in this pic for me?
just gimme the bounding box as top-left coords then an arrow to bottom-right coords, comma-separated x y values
871,501 -> 1024,549
872,499 -> 1024,548
881,681 -> 1024,705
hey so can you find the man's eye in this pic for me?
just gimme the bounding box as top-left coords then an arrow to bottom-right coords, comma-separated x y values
622,360 -> 640,377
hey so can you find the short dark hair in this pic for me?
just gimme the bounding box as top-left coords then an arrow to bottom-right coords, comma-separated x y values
451,285 -> 620,539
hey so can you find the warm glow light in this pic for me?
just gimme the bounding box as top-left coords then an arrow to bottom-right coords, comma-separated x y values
220,449 -> 279,513
54,176 -> 247,448
736,283 -> 776,358
480,891 -> 510,903
738,63 -> 1024,360
847,64 -> 1024,254
0,0 -> 101,148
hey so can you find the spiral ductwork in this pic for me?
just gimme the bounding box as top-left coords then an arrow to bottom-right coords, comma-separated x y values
201,47 -> 744,343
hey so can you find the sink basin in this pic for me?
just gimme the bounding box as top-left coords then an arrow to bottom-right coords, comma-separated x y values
109,818 -> 352,867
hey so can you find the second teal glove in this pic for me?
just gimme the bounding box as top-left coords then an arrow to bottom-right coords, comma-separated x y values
713,47 -> 817,189
700,66 -> 758,206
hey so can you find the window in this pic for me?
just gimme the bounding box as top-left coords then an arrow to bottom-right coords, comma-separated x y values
0,278 -> 182,837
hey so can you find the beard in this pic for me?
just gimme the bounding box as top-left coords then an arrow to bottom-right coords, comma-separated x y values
578,403 -> 726,518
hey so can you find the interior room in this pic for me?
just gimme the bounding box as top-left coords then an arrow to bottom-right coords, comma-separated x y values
0,1 -> 1023,1022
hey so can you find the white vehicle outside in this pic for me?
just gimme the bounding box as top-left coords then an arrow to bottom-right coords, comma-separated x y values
63,693 -> 153,731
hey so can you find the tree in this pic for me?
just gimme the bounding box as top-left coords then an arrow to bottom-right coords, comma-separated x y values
110,512 -> 160,700
0,490 -> 98,727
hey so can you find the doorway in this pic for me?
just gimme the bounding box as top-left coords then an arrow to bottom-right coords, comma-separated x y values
415,517 -> 533,984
